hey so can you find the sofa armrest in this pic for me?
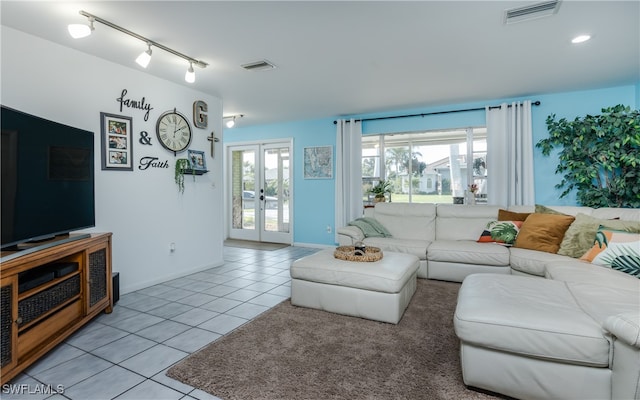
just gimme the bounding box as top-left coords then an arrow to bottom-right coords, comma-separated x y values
604,312 -> 640,348
337,226 -> 364,246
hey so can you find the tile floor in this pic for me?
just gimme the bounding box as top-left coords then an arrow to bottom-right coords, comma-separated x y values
4,245 -> 319,400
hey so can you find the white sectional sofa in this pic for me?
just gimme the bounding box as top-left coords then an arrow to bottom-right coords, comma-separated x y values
337,203 -> 639,281
337,202 -> 640,399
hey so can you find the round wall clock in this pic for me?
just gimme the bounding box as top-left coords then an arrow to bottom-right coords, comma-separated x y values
156,108 -> 192,155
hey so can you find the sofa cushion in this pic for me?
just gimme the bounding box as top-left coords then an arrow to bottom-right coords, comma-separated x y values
514,213 -> 575,253
558,213 -> 640,258
454,274 -> 611,367
435,204 -> 501,241
510,247 -> 574,276
535,204 -> 593,217
580,228 -> 640,277
477,220 -> 523,245
498,209 -> 530,221
566,281 -> 640,325
545,261 -> 640,292
363,237 -> 429,260
372,203 -> 436,241
591,207 -> 640,221
427,240 -> 510,266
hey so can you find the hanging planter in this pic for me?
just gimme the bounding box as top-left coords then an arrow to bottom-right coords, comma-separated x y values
175,158 -> 190,194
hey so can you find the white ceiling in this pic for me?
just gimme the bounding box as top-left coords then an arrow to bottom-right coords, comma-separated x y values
2,1 -> 638,127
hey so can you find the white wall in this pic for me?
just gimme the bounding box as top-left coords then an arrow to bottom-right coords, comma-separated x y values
1,27 -> 224,293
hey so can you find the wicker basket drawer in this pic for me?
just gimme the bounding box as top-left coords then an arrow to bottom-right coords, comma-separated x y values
17,275 -> 81,328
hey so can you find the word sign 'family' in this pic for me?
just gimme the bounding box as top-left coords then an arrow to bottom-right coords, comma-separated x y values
116,89 -> 154,121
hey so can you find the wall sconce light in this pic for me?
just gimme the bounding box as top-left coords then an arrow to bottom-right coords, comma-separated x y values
68,10 -> 207,82
224,115 -> 244,128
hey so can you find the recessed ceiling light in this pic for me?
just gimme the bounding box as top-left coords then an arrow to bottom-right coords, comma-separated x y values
571,35 -> 591,44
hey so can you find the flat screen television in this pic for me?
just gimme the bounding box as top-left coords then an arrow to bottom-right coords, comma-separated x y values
1,106 -> 95,250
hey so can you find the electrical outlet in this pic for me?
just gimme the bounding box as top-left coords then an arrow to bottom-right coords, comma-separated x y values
170,242 -> 176,253
326,225 -> 332,233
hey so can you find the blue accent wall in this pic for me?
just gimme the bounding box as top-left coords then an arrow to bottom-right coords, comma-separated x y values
225,84 -> 637,246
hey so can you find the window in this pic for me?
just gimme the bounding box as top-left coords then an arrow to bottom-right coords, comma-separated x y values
362,127 -> 487,205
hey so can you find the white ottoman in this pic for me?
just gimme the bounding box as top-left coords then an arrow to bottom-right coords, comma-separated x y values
290,248 -> 419,324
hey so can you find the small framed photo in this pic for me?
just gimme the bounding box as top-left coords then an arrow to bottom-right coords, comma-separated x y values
100,112 -> 133,171
188,149 -> 207,171
304,146 -> 333,179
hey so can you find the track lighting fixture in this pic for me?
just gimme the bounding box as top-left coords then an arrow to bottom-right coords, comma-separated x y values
224,115 -> 244,128
67,17 -> 94,39
185,62 -> 195,83
68,10 -> 207,82
135,43 -> 152,68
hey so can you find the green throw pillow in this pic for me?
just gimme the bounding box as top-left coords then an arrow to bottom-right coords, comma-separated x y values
558,213 -> 640,258
535,204 -> 567,215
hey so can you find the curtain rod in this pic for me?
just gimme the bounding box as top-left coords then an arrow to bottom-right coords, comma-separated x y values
333,100 -> 541,124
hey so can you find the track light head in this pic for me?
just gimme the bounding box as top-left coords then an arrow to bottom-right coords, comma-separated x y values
224,114 -> 244,128
185,62 -> 195,83
136,43 -> 152,68
68,17 -> 94,39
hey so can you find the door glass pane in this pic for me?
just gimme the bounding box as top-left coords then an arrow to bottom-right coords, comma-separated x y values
263,147 -> 290,233
231,149 -> 256,230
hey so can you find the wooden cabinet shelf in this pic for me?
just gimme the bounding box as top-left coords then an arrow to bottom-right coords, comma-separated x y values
0,233 -> 112,384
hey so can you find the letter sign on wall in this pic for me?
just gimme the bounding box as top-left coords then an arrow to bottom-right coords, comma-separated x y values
193,100 -> 208,129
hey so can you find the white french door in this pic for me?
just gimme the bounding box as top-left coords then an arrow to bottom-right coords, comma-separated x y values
226,140 -> 292,244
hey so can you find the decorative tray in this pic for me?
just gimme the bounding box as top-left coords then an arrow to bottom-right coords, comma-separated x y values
334,246 -> 383,262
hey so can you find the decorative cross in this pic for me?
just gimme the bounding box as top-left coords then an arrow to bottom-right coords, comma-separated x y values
207,131 -> 219,158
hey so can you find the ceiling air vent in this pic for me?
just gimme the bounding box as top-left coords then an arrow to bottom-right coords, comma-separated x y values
504,0 -> 561,24
241,60 -> 276,71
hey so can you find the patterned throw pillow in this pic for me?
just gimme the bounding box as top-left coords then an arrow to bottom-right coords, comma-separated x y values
477,221 -> 523,246
580,227 -> 640,278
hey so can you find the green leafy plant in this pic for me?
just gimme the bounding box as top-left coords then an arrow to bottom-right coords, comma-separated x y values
369,180 -> 393,201
536,104 -> 640,208
175,158 -> 190,193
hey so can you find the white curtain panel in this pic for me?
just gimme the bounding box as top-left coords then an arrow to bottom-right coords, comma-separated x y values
486,101 -> 535,207
335,119 -> 363,242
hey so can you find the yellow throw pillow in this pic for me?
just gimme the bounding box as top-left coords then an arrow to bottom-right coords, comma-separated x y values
514,213 -> 575,254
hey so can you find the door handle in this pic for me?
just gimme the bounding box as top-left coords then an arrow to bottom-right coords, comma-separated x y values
259,195 -> 264,200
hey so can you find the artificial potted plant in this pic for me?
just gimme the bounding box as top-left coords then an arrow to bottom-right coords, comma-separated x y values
370,180 -> 392,203
537,104 -> 640,208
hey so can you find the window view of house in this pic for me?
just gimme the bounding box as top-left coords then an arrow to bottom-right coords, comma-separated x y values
362,127 -> 487,205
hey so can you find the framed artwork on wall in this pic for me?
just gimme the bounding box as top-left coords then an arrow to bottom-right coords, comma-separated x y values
304,145 -> 333,179
100,112 -> 133,171
188,149 -> 207,171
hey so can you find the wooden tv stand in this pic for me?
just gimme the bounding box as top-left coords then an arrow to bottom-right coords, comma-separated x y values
0,233 -> 112,384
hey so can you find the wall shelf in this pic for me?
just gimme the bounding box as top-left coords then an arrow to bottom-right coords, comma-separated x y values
183,169 -> 208,175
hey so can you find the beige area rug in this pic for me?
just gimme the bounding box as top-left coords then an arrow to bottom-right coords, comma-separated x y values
223,239 -> 290,251
167,279 -> 500,400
